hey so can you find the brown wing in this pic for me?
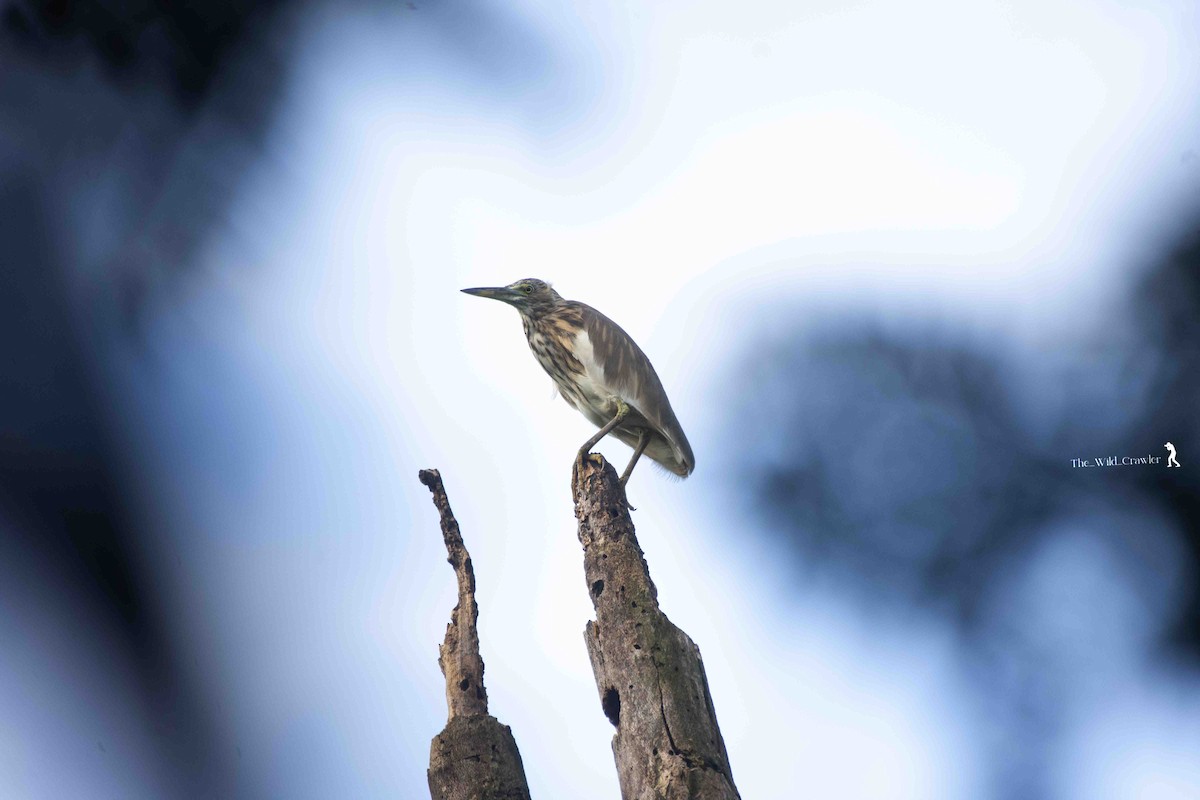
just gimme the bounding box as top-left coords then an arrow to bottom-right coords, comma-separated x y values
574,302 -> 695,476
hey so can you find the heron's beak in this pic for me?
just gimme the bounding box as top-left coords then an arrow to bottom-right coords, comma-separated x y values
461,286 -> 520,305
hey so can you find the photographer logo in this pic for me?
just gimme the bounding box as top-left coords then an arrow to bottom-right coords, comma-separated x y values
1071,443 -> 1183,469
1165,442 -> 1181,468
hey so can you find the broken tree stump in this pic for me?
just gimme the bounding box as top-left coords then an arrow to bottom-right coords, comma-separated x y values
420,468 -> 531,800
573,456 -> 741,800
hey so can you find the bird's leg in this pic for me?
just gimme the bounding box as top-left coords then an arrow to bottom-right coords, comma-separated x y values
619,429 -> 650,487
576,398 -> 630,468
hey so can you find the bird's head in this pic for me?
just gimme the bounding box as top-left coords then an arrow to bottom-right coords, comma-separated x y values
461,278 -> 562,317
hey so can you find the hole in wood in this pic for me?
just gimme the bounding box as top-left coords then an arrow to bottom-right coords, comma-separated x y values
602,687 -> 621,727
591,579 -> 605,597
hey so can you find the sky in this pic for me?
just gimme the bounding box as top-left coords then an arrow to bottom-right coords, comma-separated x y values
12,0 -> 1199,797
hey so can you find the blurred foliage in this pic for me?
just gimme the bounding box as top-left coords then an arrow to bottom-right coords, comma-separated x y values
2,0 -> 287,101
0,2 -> 304,793
0,0 -> 570,793
735,223 -> 1199,652
729,217 -> 1200,796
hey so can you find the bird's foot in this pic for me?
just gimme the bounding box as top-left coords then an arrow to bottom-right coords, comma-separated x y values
617,475 -> 637,510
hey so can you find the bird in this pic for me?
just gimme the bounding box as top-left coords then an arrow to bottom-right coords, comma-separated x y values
462,279 -> 694,485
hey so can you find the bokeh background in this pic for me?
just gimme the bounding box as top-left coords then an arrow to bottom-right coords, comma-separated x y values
2,1 -> 1198,797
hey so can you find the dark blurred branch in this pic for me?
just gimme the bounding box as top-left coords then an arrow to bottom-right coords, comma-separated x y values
573,457 -> 741,800
419,468 -> 531,800
3,0 -> 290,103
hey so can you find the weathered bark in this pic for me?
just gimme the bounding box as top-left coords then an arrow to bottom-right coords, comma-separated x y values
420,469 -> 531,800
573,456 -> 741,800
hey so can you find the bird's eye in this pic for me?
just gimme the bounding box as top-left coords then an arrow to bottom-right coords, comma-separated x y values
521,284 -> 533,294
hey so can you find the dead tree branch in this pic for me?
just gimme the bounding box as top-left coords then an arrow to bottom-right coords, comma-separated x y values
573,457 -> 741,800
420,468 -> 531,800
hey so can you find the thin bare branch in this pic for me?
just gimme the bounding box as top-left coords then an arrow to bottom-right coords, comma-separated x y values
420,468 -> 530,800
